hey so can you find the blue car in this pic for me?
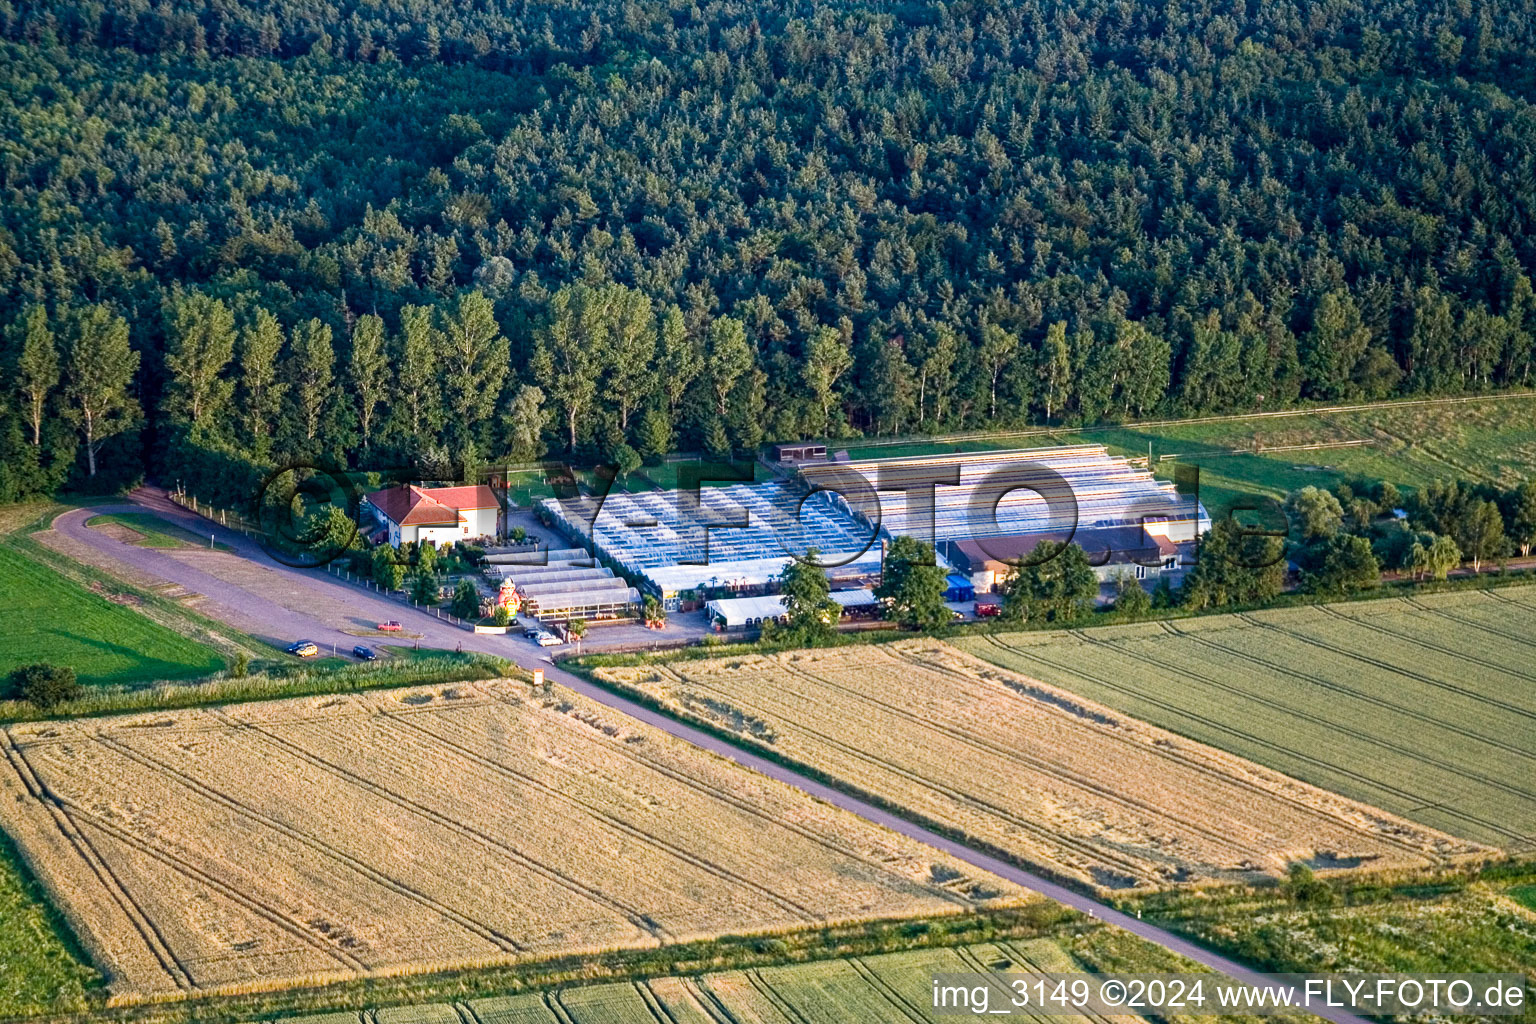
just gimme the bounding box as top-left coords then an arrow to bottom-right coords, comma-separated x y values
352,644 -> 377,661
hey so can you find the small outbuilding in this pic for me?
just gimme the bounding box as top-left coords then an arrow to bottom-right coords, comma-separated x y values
772,441 -> 828,464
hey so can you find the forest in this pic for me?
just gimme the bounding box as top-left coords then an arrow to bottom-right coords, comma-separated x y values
4,0 -> 1536,504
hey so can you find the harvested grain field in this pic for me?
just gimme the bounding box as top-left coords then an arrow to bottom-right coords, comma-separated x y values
593,641 -> 1482,893
0,681 -> 1024,1002
958,588 -> 1536,849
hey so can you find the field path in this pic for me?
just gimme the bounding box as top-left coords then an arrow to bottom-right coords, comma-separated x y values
50,495 -> 1373,1024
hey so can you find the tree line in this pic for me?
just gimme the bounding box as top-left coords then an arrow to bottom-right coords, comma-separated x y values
7,0 -> 1536,502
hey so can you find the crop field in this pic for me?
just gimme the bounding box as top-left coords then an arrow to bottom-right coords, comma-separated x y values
0,543 -> 225,687
956,587 -> 1536,850
0,680 -> 1023,1001
271,938 -> 1147,1024
591,641 -> 1473,893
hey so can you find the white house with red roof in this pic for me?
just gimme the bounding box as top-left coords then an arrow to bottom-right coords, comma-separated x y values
363,484 -> 502,547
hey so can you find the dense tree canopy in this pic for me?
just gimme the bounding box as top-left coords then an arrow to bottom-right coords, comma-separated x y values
5,0 -> 1536,502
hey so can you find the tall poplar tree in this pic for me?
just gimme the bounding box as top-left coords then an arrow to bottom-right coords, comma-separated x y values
61,305 -> 141,478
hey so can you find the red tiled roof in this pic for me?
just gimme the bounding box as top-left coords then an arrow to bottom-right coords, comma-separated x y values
418,485 -> 499,510
365,485 -> 499,527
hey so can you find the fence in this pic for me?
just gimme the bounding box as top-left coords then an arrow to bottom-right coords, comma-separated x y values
169,488 -> 479,633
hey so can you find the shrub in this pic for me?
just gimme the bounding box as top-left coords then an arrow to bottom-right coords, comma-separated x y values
450,579 -> 480,619
8,664 -> 83,710
493,604 -> 512,627
230,652 -> 250,678
1283,863 -> 1335,907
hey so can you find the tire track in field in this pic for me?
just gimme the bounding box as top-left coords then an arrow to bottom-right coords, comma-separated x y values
689,978 -> 752,1024
42,795 -> 368,972
89,732 -> 525,956
545,991 -> 580,1024
650,664 -> 1159,885
782,650 -> 1285,873
1059,625 -> 1536,830
1315,603 -> 1536,685
483,690 -> 986,908
1153,622 -> 1536,792
876,642 -> 1454,865
1155,620 -> 1536,779
1400,595 -> 1536,652
1482,587 -> 1536,609
635,979 -> 681,1024
1230,613 -> 1536,727
377,709 -> 823,923
978,632 -> 1524,844
951,945 -> 1052,1024
661,662 -> 1163,882
213,710 -> 668,942
745,969 -> 813,1024
1002,940 -> 1125,1024
0,733 -> 194,992
844,953 -> 932,1024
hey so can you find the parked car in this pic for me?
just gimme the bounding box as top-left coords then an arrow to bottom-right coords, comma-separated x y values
286,640 -> 320,657
533,631 -> 563,647
975,602 -> 1001,618
352,645 -> 376,661
376,620 -> 402,632
523,627 -> 542,639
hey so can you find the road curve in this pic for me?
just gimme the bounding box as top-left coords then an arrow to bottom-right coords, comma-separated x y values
51,493 -> 1366,1024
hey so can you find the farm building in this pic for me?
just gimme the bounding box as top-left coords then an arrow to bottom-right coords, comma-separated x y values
364,484 -> 502,547
705,589 -> 880,630
949,523 -> 1186,591
772,441 -> 828,463
482,547 -> 640,623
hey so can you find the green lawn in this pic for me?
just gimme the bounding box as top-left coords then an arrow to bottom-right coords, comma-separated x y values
1511,884 -> 1536,912
956,586 -> 1536,847
0,544 -> 226,687
84,512 -> 232,551
0,832 -> 98,1017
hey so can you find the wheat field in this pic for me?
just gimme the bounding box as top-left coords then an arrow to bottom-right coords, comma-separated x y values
0,680 -> 1025,1002
593,640 -> 1484,892
957,588 -> 1536,848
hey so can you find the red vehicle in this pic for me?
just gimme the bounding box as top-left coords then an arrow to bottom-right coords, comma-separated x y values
376,620 -> 403,632
975,602 -> 1001,618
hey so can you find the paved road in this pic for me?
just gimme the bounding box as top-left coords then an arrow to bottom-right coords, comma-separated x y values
54,493 -> 1366,1024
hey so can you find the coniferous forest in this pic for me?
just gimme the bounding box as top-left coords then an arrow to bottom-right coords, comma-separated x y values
4,0 -> 1536,503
